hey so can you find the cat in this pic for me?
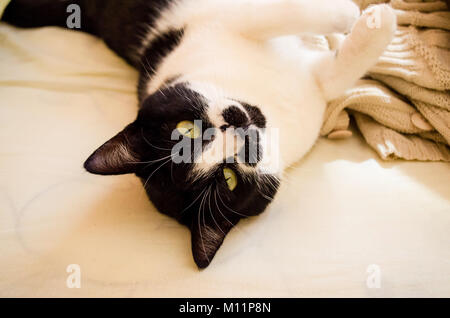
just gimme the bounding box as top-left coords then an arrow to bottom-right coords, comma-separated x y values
3,0 -> 396,268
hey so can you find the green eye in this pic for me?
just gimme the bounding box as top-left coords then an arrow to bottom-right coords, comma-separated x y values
176,121 -> 200,139
223,168 -> 238,191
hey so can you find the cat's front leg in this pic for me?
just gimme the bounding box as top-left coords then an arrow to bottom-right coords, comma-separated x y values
316,5 -> 397,101
214,0 -> 360,40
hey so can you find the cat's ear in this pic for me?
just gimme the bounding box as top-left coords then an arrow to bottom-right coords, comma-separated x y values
190,213 -> 240,269
84,122 -> 141,175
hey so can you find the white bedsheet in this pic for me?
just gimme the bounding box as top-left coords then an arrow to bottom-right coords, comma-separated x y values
0,24 -> 449,297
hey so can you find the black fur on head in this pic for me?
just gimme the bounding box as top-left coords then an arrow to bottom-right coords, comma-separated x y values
84,83 -> 279,268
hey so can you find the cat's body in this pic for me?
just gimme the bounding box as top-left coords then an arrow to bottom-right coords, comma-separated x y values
4,0 -> 397,268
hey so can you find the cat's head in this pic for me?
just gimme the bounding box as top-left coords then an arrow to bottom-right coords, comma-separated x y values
84,82 -> 280,268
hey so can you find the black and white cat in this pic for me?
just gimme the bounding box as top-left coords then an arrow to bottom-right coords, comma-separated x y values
3,0 -> 396,268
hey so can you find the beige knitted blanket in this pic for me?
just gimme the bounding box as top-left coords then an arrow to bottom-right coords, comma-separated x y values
323,0 -> 450,162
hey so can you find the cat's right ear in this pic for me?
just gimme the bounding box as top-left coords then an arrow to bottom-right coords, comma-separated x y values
84,122 -> 142,175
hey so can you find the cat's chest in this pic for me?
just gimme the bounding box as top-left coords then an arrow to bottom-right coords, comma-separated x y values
149,30 -> 321,105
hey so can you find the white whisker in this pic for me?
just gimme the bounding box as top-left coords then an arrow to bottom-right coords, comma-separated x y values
216,188 -> 248,218
198,184 -> 210,263
142,157 -> 172,190
207,186 -> 225,236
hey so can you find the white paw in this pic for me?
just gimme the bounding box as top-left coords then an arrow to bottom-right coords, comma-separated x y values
361,4 -> 397,36
343,4 -> 397,65
332,0 -> 361,34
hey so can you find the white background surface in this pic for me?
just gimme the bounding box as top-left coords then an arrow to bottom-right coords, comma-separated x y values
0,24 -> 449,297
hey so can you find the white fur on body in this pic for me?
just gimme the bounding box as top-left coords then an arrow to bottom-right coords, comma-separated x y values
140,0 -> 397,175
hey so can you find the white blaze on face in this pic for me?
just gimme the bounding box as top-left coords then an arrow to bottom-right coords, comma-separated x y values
197,127 -> 245,168
185,82 -> 245,173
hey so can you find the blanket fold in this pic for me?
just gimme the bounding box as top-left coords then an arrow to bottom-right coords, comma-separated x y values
323,0 -> 450,162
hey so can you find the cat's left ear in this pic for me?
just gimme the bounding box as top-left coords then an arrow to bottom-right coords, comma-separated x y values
190,212 -> 241,269
84,122 -> 142,175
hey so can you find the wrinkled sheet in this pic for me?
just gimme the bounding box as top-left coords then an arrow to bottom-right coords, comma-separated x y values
0,24 -> 449,297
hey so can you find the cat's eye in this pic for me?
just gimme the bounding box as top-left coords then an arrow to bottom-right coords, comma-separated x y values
223,168 -> 237,191
176,121 -> 200,139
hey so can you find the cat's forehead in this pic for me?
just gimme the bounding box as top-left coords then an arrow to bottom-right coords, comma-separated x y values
182,82 -> 265,133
